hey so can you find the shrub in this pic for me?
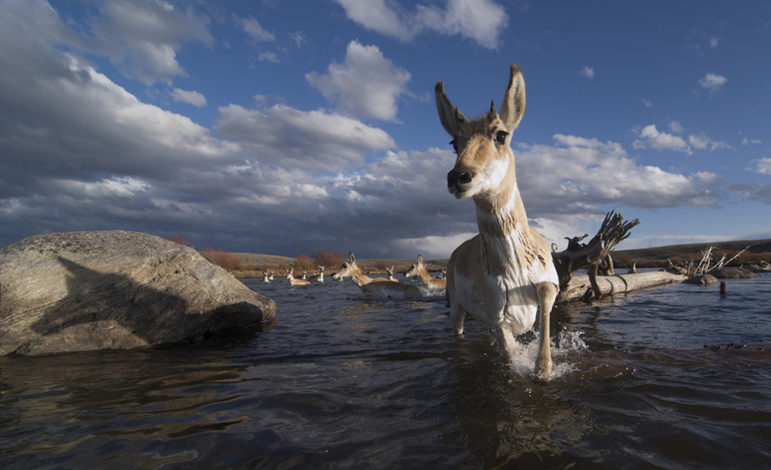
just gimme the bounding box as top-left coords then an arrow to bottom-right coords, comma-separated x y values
313,249 -> 345,268
294,254 -> 314,271
201,247 -> 247,271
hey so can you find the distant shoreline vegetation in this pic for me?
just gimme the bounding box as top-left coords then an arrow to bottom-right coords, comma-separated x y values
163,236 -> 771,277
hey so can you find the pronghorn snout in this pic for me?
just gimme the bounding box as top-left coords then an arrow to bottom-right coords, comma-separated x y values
447,168 -> 473,195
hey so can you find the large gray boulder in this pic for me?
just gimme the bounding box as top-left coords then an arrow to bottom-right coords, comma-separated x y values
0,231 -> 276,356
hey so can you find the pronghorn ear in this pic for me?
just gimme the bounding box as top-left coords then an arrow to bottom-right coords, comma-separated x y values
499,64 -> 526,132
435,81 -> 467,136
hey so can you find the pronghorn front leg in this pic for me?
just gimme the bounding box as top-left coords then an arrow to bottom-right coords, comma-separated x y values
450,302 -> 467,336
536,281 -> 558,379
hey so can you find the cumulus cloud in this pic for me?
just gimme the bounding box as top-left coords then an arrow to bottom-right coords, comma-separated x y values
336,0 -> 508,49
216,102 -> 395,171
87,0 -> 214,84
633,123 -> 729,154
240,16 -> 275,42
699,72 -> 727,92
633,124 -> 691,153
752,158 -> 771,175
516,134 -> 719,217
171,87 -> 207,106
306,41 -> 411,121
580,66 -> 595,79
0,0 -> 740,258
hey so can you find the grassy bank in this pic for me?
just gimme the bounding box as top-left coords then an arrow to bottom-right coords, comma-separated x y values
200,239 -> 771,277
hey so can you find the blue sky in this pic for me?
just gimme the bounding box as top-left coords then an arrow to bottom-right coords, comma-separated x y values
1,0 -> 770,259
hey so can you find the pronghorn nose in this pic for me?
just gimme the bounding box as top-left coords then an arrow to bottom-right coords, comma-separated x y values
447,169 -> 472,188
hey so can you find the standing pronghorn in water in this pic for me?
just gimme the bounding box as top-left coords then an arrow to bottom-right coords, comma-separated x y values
386,265 -> 397,282
286,268 -> 310,286
435,64 -> 559,379
405,255 -> 446,290
310,266 -> 325,283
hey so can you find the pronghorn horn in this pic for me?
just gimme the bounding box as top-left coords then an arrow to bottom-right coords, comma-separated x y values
454,107 -> 466,124
489,100 -> 496,115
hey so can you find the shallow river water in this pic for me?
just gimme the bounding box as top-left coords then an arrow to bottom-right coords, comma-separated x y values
1,272 -> 769,469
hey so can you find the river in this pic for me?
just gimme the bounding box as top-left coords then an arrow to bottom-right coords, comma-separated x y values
1,272 -> 769,469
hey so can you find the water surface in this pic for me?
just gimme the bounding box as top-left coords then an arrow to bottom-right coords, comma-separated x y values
1,273 -> 769,468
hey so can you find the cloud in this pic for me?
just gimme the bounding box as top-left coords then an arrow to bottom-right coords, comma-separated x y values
216,102 -> 395,171
335,0 -> 410,38
633,124 -> 691,153
516,134 -> 719,216
86,0 -> 214,85
171,88 -> 207,107
0,0 -> 742,259
633,123 -> 729,154
580,66 -> 595,79
306,41 -> 411,121
751,157 -> 771,175
258,51 -> 279,63
240,16 -> 275,42
335,0 -> 508,49
730,182 -> 771,204
289,31 -> 306,47
699,72 -> 727,92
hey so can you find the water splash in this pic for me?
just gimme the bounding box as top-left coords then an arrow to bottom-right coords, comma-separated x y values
505,329 -> 587,379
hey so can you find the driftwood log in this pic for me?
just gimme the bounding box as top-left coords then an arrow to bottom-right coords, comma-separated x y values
552,210 -> 641,302
558,271 -> 686,302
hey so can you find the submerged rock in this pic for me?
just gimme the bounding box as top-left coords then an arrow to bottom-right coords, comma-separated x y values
0,231 -> 276,356
711,267 -> 756,279
684,274 -> 719,286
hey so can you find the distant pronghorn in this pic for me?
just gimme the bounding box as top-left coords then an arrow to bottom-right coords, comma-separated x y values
386,265 -> 397,282
310,266 -> 325,283
286,267 -> 310,286
435,64 -> 559,379
262,271 -> 270,283
334,252 -> 423,299
405,255 -> 446,290
332,252 -> 391,284
351,272 -> 422,300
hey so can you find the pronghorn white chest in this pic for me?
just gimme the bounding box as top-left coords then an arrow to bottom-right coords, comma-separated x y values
452,205 -> 558,334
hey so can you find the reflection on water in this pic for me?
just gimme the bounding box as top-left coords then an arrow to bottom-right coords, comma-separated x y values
1,274 -> 769,468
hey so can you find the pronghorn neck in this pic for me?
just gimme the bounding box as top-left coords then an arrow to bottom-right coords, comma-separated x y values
351,263 -> 376,284
416,265 -> 433,284
474,163 -> 528,240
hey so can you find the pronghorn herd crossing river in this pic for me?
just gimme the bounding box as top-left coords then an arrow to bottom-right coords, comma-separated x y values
263,252 -> 446,301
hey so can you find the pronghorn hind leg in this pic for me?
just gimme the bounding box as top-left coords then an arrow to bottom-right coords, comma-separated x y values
536,281 -> 559,380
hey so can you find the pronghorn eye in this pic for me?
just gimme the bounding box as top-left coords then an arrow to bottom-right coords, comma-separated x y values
495,130 -> 508,145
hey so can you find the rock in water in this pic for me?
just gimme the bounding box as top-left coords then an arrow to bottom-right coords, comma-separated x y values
0,231 -> 276,355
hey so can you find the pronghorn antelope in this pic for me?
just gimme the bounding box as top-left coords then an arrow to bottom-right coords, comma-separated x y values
435,64 -> 559,378
386,265 -> 397,282
286,267 -> 310,286
262,270 -> 270,283
350,272 -> 422,300
310,265 -> 325,283
405,254 -> 446,290
334,252 -> 423,299
331,252 -> 391,284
